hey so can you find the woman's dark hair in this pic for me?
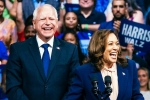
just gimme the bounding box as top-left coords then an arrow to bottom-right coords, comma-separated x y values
0,0 -> 6,7
146,12 -> 150,26
138,67 -> 150,90
126,0 -> 142,18
24,15 -> 33,31
86,29 -> 127,70
62,30 -> 86,65
61,11 -> 81,33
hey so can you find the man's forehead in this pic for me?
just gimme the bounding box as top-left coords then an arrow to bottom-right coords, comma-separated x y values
112,0 -> 125,5
37,10 -> 57,18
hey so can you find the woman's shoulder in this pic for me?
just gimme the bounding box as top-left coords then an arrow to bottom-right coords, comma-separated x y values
132,10 -> 144,24
4,18 -> 16,26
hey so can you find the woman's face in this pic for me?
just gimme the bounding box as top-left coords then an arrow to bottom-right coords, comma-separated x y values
138,69 -> 149,88
65,12 -> 78,29
103,33 -> 120,65
64,33 -> 77,45
0,1 -> 4,16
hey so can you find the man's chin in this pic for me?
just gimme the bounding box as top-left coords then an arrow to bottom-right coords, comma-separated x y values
114,16 -> 125,20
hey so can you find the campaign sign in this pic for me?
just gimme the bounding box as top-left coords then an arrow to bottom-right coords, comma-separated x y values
119,19 -> 150,52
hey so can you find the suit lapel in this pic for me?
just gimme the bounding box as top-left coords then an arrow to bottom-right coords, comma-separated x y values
117,64 -> 128,100
89,65 -> 110,100
28,37 -> 45,81
46,38 -> 61,81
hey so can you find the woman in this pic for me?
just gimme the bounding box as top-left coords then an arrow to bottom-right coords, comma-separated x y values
57,11 -> 81,38
138,67 -> 150,100
0,0 -> 17,49
63,29 -> 144,100
126,0 -> 144,24
62,30 -> 86,65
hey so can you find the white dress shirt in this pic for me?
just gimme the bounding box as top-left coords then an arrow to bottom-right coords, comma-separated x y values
101,63 -> 118,100
36,35 -> 54,59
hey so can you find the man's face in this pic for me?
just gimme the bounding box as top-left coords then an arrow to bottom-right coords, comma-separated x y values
24,25 -> 36,40
112,0 -> 126,20
79,0 -> 94,9
33,6 -> 58,42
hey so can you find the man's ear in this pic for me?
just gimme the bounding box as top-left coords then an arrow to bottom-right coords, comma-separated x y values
32,20 -> 36,29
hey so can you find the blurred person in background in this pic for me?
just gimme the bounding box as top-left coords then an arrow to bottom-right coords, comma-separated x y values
62,30 -> 86,65
75,0 -> 106,31
126,0 -> 144,24
138,67 -> 150,100
0,0 -> 17,51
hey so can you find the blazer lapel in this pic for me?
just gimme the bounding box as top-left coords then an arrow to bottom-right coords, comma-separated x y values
117,64 -> 128,100
89,65 -> 110,100
28,37 -> 45,81
46,38 -> 61,81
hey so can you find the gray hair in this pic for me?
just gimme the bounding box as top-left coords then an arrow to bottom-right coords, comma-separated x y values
33,4 -> 58,20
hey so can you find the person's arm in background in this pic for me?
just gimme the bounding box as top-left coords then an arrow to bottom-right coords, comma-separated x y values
5,0 -> 13,11
81,11 -> 106,31
58,0 -> 66,32
104,0 -> 114,21
16,1 -> 25,33
9,0 -> 18,18
81,24 -> 100,31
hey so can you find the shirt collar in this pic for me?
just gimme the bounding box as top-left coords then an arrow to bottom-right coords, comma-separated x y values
36,35 -> 54,48
76,8 -> 96,16
102,63 -> 117,72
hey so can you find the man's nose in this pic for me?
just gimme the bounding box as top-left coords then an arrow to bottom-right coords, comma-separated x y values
45,18 -> 50,25
117,7 -> 120,11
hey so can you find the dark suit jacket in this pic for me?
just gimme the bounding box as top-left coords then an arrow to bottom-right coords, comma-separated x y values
63,60 -> 144,100
6,36 -> 80,100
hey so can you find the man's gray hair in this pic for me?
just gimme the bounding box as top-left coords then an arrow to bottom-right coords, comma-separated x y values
33,4 -> 58,20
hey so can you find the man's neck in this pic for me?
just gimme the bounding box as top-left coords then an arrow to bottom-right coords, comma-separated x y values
80,7 -> 93,18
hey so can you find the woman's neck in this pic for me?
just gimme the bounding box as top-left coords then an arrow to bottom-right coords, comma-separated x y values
140,86 -> 148,91
103,62 -> 113,68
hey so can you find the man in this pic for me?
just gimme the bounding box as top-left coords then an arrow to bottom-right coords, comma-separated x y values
6,4 -> 80,100
98,0 -> 125,31
76,0 -> 106,31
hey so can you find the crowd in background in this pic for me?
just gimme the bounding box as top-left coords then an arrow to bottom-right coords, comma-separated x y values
0,0 -> 150,100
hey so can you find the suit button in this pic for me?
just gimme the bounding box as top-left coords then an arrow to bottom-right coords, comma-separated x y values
45,86 -> 48,89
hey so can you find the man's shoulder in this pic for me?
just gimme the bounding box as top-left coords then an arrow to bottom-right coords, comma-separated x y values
10,40 -> 28,49
56,38 -> 77,49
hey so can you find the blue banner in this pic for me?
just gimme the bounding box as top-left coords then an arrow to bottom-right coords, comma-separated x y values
119,19 -> 150,52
